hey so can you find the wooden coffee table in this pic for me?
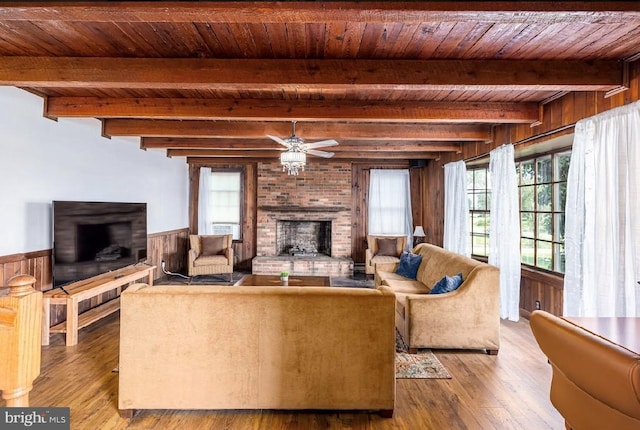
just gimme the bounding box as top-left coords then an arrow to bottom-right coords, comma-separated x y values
234,274 -> 332,287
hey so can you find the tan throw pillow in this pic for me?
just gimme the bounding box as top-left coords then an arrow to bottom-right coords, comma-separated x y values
201,236 -> 225,256
376,238 -> 398,257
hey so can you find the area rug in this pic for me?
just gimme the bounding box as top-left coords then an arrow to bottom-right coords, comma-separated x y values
395,331 -> 451,379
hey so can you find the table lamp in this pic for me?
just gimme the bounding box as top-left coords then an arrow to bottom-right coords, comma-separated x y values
413,226 -> 426,246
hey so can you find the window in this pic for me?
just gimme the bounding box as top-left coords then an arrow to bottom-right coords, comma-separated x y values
467,167 -> 490,257
517,151 -> 570,273
467,149 -> 570,273
368,169 -> 413,237
207,170 -> 242,240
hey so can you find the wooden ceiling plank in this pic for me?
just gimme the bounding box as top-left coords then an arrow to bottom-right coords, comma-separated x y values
2,3 -> 640,25
0,57 -> 623,91
104,119 -> 492,141
47,97 -> 539,123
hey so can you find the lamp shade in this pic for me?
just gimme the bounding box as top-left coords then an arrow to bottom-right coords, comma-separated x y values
413,226 -> 426,237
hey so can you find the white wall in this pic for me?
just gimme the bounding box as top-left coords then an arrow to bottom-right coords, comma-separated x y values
0,86 -> 189,256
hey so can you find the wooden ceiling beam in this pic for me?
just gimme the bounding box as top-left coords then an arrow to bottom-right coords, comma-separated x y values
0,58 -> 623,92
2,3 -> 639,25
167,149 -> 439,159
104,120 -> 492,142
141,137 -> 463,152
47,97 -> 539,124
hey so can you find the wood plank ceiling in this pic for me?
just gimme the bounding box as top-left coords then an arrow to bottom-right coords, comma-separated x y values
0,1 -> 639,163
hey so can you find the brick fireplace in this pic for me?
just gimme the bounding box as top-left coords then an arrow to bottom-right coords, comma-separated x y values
252,160 -> 354,276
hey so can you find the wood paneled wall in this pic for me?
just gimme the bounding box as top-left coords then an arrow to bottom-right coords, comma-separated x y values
188,161 -> 257,270
147,228 -> 189,280
423,61 -> 640,317
0,250 -> 51,292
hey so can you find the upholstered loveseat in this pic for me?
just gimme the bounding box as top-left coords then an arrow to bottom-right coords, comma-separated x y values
375,243 -> 500,355
118,283 -> 396,417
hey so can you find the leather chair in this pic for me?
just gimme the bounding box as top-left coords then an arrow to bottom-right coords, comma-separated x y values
365,235 -> 407,276
530,310 -> 640,430
187,234 -> 234,281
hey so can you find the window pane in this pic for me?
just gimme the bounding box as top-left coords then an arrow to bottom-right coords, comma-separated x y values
521,185 -> 535,211
472,234 -> 488,257
555,152 -> 571,181
536,157 -> 552,183
472,213 -> 488,234
554,182 -> 567,212
554,214 -> 565,242
521,238 -> 535,265
473,169 -> 486,190
474,192 -> 487,211
521,160 -> 535,185
210,172 -> 241,191
537,184 -> 552,211
467,170 -> 474,190
521,213 -> 534,238
537,213 -> 552,240
209,171 -> 242,238
536,241 -> 552,270
554,243 -> 566,273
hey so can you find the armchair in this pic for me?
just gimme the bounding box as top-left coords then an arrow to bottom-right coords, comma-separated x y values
187,234 -> 234,281
365,235 -> 407,276
530,310 -> 640,430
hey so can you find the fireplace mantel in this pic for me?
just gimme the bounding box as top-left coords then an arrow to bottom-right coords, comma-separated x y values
259,206 -> 349,213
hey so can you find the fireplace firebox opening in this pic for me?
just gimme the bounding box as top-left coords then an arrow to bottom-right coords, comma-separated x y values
276,220 -> 331,256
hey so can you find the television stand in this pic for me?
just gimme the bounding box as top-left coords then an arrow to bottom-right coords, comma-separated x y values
42,264 -> 155,346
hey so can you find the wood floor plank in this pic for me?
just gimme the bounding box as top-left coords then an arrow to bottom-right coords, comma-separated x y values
1,313 -> 563,429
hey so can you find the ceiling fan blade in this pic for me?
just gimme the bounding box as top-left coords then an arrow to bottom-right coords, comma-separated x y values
304,140 -> 339,149
267,134 -> 291,147
307,149 -> 335,158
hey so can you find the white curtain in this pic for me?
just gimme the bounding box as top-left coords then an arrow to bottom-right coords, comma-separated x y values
368,169 -> 413,246
444,160 -> 470,256
489,145 -> 521,322
198,167 -> 213,234
564,101 -> 640,317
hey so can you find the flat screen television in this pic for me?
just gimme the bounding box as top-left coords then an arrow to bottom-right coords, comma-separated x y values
52,201 -> 148,287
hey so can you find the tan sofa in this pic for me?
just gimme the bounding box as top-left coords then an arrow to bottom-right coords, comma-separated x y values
365,235 -> 408,276
118,283 -> 396,417
375,243 -> 500,355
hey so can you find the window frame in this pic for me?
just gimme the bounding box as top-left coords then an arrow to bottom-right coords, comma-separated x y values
466,146 -> 571,275
207,167 -> 244,242
467,167 -> 491,257
516,148 -> 570,274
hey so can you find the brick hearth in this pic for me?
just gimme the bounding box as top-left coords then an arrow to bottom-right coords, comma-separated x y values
253,160 -> 354,276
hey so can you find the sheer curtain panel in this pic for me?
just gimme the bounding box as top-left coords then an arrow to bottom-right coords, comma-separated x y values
489,145 -> 521,322
368,169 -> 413,245
564,101 -> 640,317
444,160 -> 470,256
197,167 -> 213,235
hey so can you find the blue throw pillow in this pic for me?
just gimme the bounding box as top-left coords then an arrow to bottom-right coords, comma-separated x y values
395,252 -> 422,279
430,273 -> 463,294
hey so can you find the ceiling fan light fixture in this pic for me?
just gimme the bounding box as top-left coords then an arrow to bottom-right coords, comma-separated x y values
280,149 -> 306,176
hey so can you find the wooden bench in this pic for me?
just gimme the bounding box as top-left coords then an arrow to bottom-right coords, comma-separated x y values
42,264 -> 155,346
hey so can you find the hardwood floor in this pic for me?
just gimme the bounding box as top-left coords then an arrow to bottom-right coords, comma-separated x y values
3,314 -> 563,429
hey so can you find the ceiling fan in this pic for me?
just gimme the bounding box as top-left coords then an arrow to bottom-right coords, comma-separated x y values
267,121 -> 338,159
